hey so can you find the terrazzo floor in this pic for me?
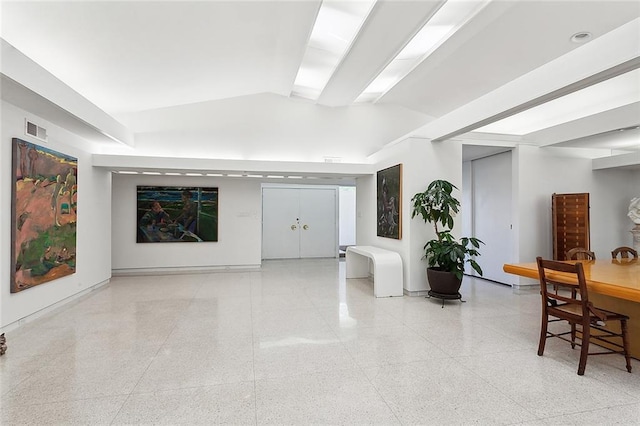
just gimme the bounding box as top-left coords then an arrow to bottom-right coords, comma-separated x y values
1,258 -> 639,425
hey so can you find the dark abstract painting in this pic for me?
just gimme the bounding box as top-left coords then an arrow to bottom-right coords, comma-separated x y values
137,186 -> 218,243
377,164 -> 402,239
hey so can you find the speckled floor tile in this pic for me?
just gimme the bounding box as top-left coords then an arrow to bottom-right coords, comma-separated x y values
2,259 -> 638,425
1,395 -> 127,425
255,369 -> 399,425
113,382 -> 255,425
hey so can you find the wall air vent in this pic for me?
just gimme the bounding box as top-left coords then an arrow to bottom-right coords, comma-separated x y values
25,119 -> 48,142
323,156 -> 342,163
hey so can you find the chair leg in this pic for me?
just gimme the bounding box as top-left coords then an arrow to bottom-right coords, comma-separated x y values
621,319 -> 632,373
578,325 -> 590,375
570,323 -> 576,349
538,314 -> 548,356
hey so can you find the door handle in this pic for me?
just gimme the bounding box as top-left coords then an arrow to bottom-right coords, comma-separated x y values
291,224 -> 297,230
303,224 -> 309,230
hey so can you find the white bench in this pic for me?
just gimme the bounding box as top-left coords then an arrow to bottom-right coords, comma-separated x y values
346,246 -> 403,297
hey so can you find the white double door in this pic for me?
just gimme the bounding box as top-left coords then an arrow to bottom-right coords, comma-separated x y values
262,187 -> 338,259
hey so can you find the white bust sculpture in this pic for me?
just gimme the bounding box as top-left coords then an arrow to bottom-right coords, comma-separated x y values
629,197 -> 640,225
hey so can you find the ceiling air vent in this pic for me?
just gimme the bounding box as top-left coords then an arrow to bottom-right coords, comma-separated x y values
25,119 -> 48,142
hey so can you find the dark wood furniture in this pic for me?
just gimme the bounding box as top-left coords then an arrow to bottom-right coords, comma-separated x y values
612,246 -> 638,259
535,257 -> 631,375
504,258 -> 640,359
552,193 -> 590,261
566,247 -> 596,261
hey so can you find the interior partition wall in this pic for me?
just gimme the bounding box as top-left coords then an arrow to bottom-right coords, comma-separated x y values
1,101 -> 112,330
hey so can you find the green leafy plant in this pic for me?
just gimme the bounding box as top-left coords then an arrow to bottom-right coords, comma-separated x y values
411,179 -> 483,280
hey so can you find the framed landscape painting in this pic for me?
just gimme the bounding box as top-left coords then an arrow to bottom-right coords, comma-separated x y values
11,138 -> 78,293
136,186 -> 218,243
377,164 -> 402,239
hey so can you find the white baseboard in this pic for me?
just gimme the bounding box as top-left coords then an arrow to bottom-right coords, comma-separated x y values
0,279 -> 109,334
112,264 -> 262,276
404,289 -> 429,297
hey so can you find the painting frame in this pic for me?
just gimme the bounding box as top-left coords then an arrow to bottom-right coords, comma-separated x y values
11,138 -> 78,293
377,163 -> 402,239
136,186 -> 218,243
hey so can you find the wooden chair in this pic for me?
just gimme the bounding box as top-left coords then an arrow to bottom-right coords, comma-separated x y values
562,248 -> 595,297
536,257 -> 631,375
611,246 -> 638,259
565,247 -> 596,261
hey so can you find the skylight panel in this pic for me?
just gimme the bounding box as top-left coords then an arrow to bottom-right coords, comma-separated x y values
357,0 -> 490,102
292,0 -> 376,101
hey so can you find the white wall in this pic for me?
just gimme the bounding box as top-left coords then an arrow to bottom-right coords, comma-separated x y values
357,137 -> 462,293
591,167 -> 640,251
358,141 -> 409,285
338,186 -> 356,247
1,101 -> 112,329
108,93 -> 430,163
111,174 -> 262,272
368,140 -> 640,292
513,145 -> 639,285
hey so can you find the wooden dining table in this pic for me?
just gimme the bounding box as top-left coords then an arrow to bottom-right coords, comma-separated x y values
503,258 -> 640,359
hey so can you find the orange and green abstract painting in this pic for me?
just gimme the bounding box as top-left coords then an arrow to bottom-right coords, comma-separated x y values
11,138 -> 77,293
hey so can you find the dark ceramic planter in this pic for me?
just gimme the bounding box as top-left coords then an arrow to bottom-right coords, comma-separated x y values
426,267 -> 462,295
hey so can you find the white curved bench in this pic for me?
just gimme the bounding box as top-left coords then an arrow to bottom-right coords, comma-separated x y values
346,246 -> 403,297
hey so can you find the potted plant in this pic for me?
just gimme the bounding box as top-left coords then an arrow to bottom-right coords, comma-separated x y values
411,179 -> 483,301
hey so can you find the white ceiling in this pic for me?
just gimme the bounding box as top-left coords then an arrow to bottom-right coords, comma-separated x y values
1,0 -> 639,164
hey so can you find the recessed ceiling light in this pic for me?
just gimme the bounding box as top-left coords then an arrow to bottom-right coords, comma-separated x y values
142,171 -> 161,175
267,175 -> 284,179
165,172 -> 182,176
226,174 -> 243,177
570,31 -> 592,43
118,170 -> 138,174
185,172 -> 203,176
206,173 -> 223,177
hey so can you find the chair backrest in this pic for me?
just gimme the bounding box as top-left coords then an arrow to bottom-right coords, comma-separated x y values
611,246 -> 638,259
536,257 -> 589,314
566,247 -> 596,261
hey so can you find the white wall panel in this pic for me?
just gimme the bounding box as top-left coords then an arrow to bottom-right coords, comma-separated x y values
1,101 -> 112,329
111,174 -> 262,272
339,187 -> 356,247
512,144 -> 637,286
358,138 -> 462,293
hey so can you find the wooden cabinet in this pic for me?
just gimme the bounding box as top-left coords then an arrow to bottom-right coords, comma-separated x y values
552,193 -> 590,260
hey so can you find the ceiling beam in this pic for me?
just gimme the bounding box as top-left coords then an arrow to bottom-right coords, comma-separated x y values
525,102 -> 640,147
317,1 -> 443,107
1,39 -> 134,147
410,17 -> 640,142
92,154 -> 374,178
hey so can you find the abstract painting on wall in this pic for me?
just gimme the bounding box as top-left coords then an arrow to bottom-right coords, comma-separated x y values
137,186 -> 218,243
11,138 -> 78,293
377,164 -> 402,239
